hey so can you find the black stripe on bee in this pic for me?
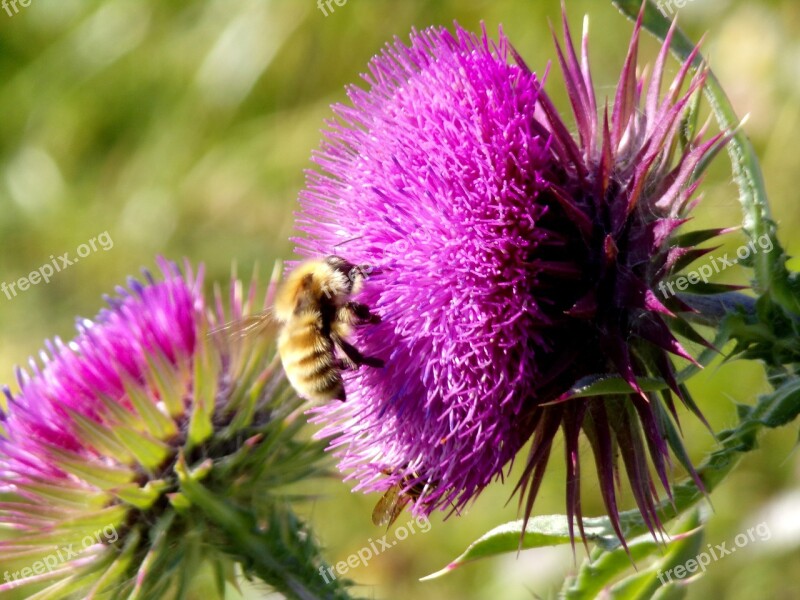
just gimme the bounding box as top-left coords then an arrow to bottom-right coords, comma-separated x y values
294,348 -> 331,369
313,375 -> 344,395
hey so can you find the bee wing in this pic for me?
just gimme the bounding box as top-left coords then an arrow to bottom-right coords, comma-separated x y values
209,308 -> 279,340
371,484 -> 410,528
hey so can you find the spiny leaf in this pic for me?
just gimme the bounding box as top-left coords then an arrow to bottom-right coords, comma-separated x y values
128,512 -> 176,600
25,573 -> 95,600
16,482 -> 108,509
57,504 -> 127,533
677,86 -> 702,153
664,279 -> 747,296
609,512 -> 705,600
442,353 -> 800,581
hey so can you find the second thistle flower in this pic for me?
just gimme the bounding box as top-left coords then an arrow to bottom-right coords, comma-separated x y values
0,260 -> 348,599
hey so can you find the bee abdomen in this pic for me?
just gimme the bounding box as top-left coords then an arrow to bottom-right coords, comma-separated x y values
278,320 -> 344,401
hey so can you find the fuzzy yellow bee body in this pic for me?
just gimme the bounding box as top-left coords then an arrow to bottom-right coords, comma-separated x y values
274,256 -> 383,402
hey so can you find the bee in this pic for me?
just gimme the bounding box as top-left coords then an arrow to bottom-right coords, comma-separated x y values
371,470 -> 428,528
214,256 -> 383,402
275,255 -> 384,402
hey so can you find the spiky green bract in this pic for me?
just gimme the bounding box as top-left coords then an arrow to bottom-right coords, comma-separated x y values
0,259 -> 353,600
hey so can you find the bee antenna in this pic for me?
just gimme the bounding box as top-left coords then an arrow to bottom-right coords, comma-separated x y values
332,236 -> 363,249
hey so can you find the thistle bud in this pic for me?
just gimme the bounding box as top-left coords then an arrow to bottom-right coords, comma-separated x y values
0,258 -> 351,599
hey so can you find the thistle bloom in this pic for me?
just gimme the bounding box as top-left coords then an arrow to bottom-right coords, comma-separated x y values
298,14 -> 727,543
0,259 -> 347,599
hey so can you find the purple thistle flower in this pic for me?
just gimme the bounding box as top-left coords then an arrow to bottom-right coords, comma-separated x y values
297,12 -> 728,545
0,259 -> 346,598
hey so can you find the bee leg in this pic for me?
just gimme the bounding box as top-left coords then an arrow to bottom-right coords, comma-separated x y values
334,357 -> 358,371
339,302 -> 381,325
333,384 -> 346,402
331,333 -> 385,369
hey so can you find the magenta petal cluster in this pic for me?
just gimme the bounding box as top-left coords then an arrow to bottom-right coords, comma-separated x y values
1,264 -> 197,464
300,24 -> 549,509
298,15 -> 727,544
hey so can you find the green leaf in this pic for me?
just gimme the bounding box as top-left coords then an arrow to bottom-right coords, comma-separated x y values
677,86 -> 702,153
752,377 -> 800,428
112,479 -> 170,510
57,505 -> 127,533
16,481 -> 109,509
421,515 -> 619,580
562,339 -> 721,400
68,410 -> 135,463
212,557 -> 241,599
652,584 -> 689,600
563,538 -> 665,600
562,374 -> 669,399
440,358 -> 800,582
26,574 -> 100,600
612,512 -> 705,600
128,512 -> 176,600
562,511 -> 705,600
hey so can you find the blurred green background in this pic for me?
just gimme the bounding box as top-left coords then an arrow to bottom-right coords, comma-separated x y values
0,0 -> 798,598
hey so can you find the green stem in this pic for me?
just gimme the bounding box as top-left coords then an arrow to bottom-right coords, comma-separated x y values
177,465 -> 356,600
